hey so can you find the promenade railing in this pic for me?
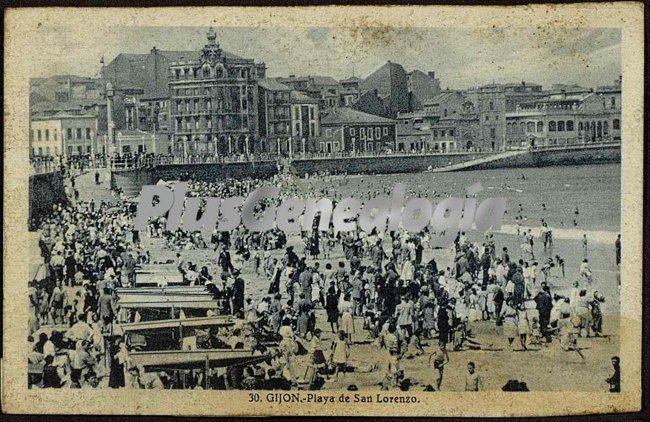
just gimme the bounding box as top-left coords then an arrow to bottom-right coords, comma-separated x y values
92,139 -> 622,171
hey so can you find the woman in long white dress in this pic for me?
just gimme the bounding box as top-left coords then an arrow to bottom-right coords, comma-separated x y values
500,299 -> 518,351
339,293 -> 355,343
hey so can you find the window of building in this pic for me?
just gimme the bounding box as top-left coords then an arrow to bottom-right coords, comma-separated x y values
441,130 -> 446,137
77,146 -> 82,154
449,130 -> 455,137
558,121 -> 565,131
310,123 -> 316,136
76,128 -> 82,139
527,122 -> 535,132
485,115 -> 489,121
603,121 -> 609,135
537,122 -> 543,132
349,128 -> 355,136
383,127 -> 388,136
295,123 -> 300,135
325,128 -> 332,137
490,128 -> 496,138
566,121 -> 574,131
433,130 -> 438,137
38,147 -> 43,156
613,119 -> 620,130
360,128 -> 366,139
45,129 -> 49,141
444,109 -> 448,117
54,146 -> 59,155
86,128 -> 91,139
367,128 -> 373,140
37,130 -> 42,141
375,127 -> 381,139
489,101 -> 494,110
549,121 -> 557,131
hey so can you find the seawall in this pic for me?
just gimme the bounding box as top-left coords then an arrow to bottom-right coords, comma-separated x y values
446,143 -> 621,171
110,145 -> 620,196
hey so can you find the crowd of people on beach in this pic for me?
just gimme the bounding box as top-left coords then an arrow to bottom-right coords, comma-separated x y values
27,168 -> 621,392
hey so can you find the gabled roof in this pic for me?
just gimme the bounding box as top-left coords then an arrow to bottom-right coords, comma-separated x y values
290,90 -> 319,104
340,77 -> 363,84
276,75 -> 340,87
258,78 -> 291,91
321,107 -> 396,125
422,91 -> 463,106
309,76 -> 340,86
114,53 -> 149,64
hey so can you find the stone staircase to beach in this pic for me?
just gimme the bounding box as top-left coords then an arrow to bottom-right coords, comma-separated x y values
429,150 -> 529,173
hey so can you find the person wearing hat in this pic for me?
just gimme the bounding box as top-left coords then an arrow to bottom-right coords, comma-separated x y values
606,356 -> 620,392
232,273 -> 245,317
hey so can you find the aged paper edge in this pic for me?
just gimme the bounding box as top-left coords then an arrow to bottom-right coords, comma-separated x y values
2,3 -> 644,416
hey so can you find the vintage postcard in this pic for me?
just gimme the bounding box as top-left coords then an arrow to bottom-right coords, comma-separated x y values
3,3 -> 644,417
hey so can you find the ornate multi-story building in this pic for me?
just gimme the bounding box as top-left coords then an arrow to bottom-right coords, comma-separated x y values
168,29 -> 266,157
257,79 -> 321,155
396,91 -> 480,152
466,82 -> 545,150
505,87 -> 621,149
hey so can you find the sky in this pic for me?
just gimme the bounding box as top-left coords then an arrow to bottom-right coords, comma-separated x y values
31,26 -> 621,90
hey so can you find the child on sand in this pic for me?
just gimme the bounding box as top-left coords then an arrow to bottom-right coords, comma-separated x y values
464,362 -> 483,391
330,331 -> 350,380
428,345 -> 449,391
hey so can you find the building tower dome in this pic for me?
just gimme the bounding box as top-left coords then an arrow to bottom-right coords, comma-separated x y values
207,27 -> 217,46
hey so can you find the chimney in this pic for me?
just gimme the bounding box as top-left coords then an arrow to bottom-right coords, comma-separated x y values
428,71 -> 436,80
